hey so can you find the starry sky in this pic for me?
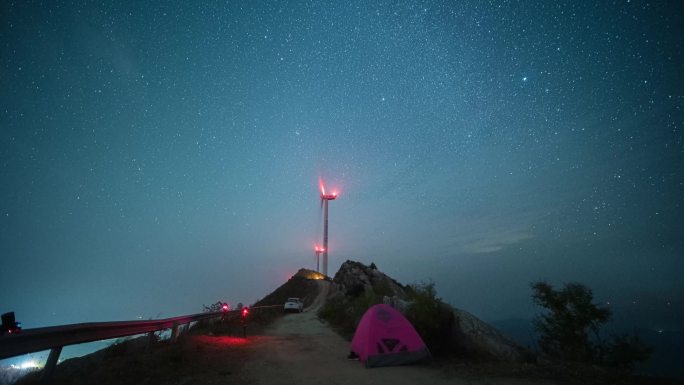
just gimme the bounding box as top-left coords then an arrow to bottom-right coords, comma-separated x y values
1,1 -> 682,331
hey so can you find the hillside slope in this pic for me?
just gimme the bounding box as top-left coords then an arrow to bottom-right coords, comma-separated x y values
321,260 -> 528,362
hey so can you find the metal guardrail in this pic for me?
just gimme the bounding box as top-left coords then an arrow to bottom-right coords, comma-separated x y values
0,304 -> 286,382
0,311 -> 224,360
0,304 -> 286,358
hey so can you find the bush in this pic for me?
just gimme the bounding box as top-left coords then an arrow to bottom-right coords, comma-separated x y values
202,301 -> 224,312
404,281 -> 454,356
318,291 -> 384,338
604,333 -> 652,369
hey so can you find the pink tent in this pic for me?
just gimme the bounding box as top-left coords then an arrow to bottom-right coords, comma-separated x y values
350,304 -> 431,368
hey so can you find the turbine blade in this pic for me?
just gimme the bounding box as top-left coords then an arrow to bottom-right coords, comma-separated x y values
318,177 -> 325,195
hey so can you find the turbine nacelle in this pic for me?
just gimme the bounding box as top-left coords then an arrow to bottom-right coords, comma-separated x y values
321,192 -> 337,200
319,177 -> 338,200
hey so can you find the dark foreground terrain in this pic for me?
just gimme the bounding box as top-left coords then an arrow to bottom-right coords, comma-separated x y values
15,280 -> 683,385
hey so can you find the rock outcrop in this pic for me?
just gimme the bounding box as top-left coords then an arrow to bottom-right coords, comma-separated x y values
451,308 -> 528,362
331,260 -> 409,299
293,268 -> 326,280
254,269 -> 322,308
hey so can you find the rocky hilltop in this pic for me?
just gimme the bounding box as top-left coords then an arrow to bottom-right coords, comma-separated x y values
322,260 -> 528,363
253,268 -> 325,308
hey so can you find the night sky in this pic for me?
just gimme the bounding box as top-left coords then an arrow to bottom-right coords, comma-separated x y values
1,1 -> 682,332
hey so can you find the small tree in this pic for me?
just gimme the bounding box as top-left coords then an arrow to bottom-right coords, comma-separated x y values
531,281 -> 610,362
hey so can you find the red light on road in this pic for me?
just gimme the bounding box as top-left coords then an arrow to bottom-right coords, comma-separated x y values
197,335 -> 250,346
222,303 -> 229,312
242,307 -> 249,317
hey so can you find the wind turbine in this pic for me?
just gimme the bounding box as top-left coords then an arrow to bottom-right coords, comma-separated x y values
319,178 -> 337,277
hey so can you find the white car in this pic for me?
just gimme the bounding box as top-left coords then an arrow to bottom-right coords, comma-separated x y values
284,297 -> 304,313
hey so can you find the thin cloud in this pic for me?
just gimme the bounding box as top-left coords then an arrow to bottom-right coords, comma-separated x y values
460,229 -> 534,254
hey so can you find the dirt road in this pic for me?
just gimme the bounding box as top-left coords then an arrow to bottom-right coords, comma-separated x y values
239,281 -> 545,385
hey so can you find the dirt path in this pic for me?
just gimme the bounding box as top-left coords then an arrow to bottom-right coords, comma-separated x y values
238,281 -> 543,385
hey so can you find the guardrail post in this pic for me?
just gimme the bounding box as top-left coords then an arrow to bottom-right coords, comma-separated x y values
146,331 -> 155,352
170,321 -> 180,343
42,346 -> 62,384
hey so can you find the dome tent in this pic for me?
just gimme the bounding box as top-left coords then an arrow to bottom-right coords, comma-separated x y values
350,304 -> 431,368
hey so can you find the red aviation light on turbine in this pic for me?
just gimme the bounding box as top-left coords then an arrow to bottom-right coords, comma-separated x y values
321,190 -> 338,200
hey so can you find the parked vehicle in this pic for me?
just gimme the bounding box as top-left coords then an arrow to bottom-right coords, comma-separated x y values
283,298 -> 304,313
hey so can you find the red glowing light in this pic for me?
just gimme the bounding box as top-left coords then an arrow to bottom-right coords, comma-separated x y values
242,307 -> 249,317
222,303 -> 229,312
319,178 -> 339,200
196,335 -> 250,346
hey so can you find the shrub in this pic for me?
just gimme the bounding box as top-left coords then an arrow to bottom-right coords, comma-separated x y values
202,301 -> 224,312
604,333 -> 652,369
318,291 -> 383,338
404,281 -> 455,356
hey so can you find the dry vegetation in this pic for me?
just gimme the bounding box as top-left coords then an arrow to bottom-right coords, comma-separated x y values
15,331 -> 247,385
